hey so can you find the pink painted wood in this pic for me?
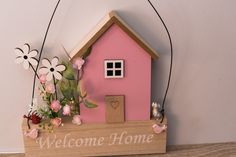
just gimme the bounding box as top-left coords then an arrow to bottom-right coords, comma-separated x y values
80,24 -> 152,123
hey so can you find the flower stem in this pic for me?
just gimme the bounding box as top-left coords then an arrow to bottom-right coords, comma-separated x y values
53,76 -> 58,100
77,70 -> 80,113
77,70 -> 80,85
78,61 -> 85,80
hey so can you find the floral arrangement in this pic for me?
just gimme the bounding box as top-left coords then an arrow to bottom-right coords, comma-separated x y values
15,43 -> 97,135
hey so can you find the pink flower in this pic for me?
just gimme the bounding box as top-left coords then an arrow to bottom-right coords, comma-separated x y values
39,74 -> 47,84
72,115 -> 82,125
152,124 -> 167,134
73,58 -> 85,70
45,83 -> 55,94
50,117 -> 62,127
24,128 -> 39,139
63,104 -> 71,116
50,100 -> 61,112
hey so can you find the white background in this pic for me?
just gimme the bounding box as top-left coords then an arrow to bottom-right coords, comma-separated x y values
0,0 -> 236,153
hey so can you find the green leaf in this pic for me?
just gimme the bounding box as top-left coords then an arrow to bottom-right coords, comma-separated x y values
60,80 -> 74,100
69,80 -> 77,91
67,80 -> 79,103
63,62 -> 75,80
81,92 -> 87,98
77,83 -> 82,96
77,83 -> 87,98
83,99 -> 97,108
60,98 -> 69,106
82,47 -> 92,59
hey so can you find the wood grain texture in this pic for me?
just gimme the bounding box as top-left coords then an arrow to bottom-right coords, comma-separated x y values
105,95 -> 125,123
123,142 -> 236,157
22,118 -> 167,157
2,142 -> 236,157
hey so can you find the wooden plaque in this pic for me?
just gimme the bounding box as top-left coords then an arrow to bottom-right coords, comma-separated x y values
22,118 -> 167,157
105,95 -> 125,123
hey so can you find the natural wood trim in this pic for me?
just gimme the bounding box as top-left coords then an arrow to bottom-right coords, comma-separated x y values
70,11 -> 159,61
22,118 -> 167,156
112,16 -> 159,60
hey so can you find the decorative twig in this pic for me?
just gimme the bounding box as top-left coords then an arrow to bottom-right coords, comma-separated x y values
28,0 -> 61,129
29,63 -> 40,79
29,63 -> 45,91
148,0 -> 173,123
61,45 -> 72,60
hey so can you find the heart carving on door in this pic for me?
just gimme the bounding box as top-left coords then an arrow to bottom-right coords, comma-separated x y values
110,101 -> 119,109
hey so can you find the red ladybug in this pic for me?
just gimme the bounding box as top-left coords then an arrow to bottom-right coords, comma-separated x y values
23,112 -> 41,124
31,112 -> 41,124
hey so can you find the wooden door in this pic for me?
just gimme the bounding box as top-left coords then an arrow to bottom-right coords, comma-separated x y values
105,95 -> 125,123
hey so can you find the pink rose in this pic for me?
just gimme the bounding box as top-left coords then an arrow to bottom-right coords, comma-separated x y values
72,115 -> 82,125
50,100 -> 61,112
45,83 -> 55,94
39,74 -> 47,84
73,58 -> 85,70
50,117 -> 62,127
63,104 -> 71,116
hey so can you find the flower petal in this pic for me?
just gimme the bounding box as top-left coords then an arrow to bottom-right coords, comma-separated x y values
39,67 -> 49,75
51,57 -> 59,67
42,58 -> 51,67
53,71 -> 62,80
23,60 -> 30,69
55,64 -> 66,72
46,73 -> 53,81
28,50 -> 38,57
22,43 -> 30,55
28,58 -> 38,66
15,48 -> 24,57
15,57 -> 24,64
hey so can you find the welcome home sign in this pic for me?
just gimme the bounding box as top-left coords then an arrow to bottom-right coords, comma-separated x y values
22,119 -> 167,157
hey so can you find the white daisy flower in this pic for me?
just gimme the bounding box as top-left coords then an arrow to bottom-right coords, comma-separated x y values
15,43 -> 38,70
39,57 -> 66,81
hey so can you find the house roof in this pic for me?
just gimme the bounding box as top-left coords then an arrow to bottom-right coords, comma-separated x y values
70,11 -> 159,60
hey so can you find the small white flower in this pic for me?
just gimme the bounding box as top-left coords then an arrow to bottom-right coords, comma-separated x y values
28,98 -> 43,117
15,43 -> 38,69
29,99 -> 50,118
39,57 -> 66,81
28,98 -> 38,113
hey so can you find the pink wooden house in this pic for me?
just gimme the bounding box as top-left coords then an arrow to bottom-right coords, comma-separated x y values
70,11 -> 159,123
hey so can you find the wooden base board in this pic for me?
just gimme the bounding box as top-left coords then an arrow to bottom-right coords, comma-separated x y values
3,142 -> 236,157
22,118 -> 167,157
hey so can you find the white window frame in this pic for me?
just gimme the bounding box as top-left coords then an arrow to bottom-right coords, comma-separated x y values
104,60 -> 124,78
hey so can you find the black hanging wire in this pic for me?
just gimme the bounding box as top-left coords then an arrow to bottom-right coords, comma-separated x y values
147,0 -> 173,123
27,0 -> 61,129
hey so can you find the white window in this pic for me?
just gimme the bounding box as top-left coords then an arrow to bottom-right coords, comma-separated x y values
104,60 -> 124,78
